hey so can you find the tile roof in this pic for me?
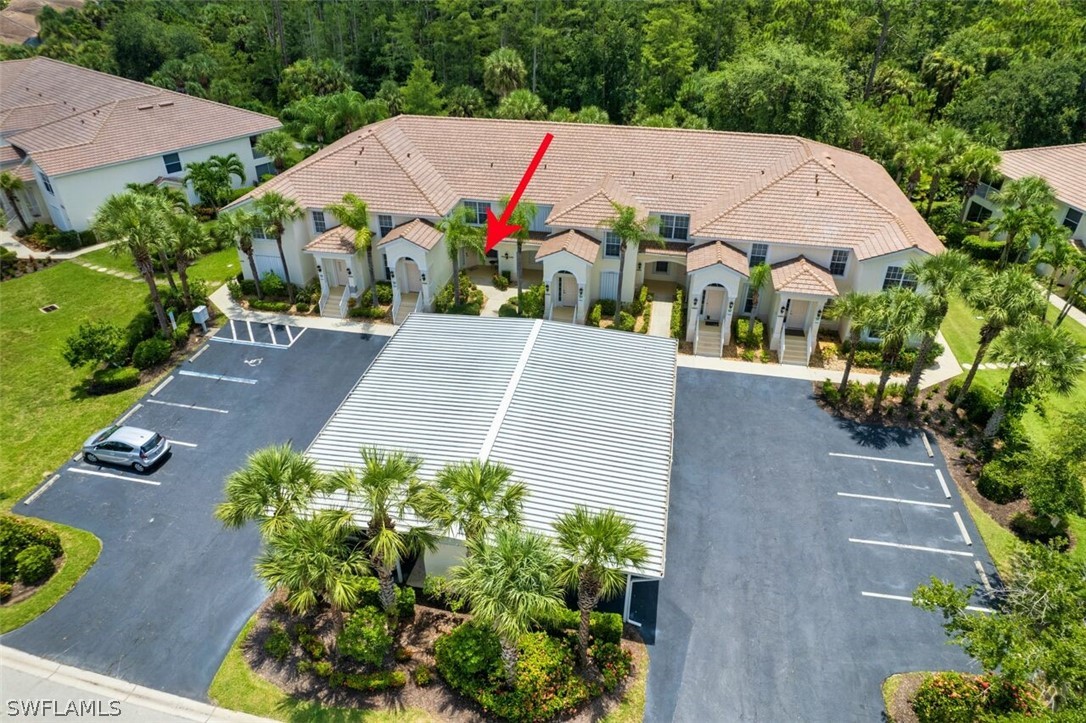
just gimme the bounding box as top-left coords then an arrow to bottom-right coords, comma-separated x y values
999,143 -> 1086,212
0,58 -> 280,177
229,116 -> 942,260
0,145 -> 21,164
641,241 -> 689,258
304,227 -> 357,255
686,240 -> 750,275
377,218 -> 443,251
534,229 -> 600,264
770,257 -> 839,297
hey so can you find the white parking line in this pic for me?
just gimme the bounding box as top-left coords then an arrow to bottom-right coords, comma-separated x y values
229,319 -> 238,340
169,440 -> 198,448
861,591 -> 992,613
69,468 -> 160,486
146,399 -> 229,414
836,492 -> 951,509
24,474 -> 60,505
936,469 -> 951,498
953,511 -> 973,546
849,538 -> 974,557
286,325 -> 295,343
150,375 -> 174,397
268,324 -> 277,345
974,561 -> 993,594
116,403 -> 142,425
178,370 -> 257,385
189,345 -> 209,363
246,319 -> 254,343
829,452 -> 934,467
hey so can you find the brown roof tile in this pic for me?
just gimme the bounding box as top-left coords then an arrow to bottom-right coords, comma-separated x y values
535,229 -> 600,264
771,257 -> 839,297
304,227 -> 357,255
686,240 -> 750,275
377,218 -> 443,251
999,143 -> 1086,212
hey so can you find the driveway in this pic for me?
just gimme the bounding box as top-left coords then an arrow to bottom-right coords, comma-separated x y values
647,369 -> 997,721
6,324 -> 385,700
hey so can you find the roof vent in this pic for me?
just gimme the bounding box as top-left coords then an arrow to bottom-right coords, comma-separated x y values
158,101 -> 174,108
137,104 -> 154,111
406,152 -> 411,158
631,170 -> 635,177
816,189 -> 820,197
814,173 -> 819,183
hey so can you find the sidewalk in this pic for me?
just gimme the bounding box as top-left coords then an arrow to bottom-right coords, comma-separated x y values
1047,288 -> 1086,328
209,283 -> 397,337
0,646 -> 272,723
0,228 -> 111,260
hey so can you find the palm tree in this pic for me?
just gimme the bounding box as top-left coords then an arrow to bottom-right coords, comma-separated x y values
990,176 -> 1056,268
167,210 -> 206,310
745,262 -> 771,333
867,287 -> 926,412
824,291 -> 875,395
217,209 -> 263,299
982,320 -> 1084,438
446,85 -> 488,118
452,525 -> 564,683
416,459 -> 527,546
92,192 -> 172,337
606,202 -> 663,323
498,195 -> 537,316
208,153 -> 246,189
255,508 -> 368,634
254,130 -> 294,173
495,89 -> 548,121
254,191 -> 303,304
923,124 -> 969,218
955,144 -> 1001,220
328,448 -> 436,613
215,444 -> 337,538
125,182 -> 190,213
953,268 -> 1044,411
902,250 -> 973,400
0,171 -> 28,231
553,506 -> 648,668
1054,254 -> 1086,328
483,47 -> 527,98
327,193 -> 378,307
1030,222 -> 1075,318
437,204 -> 484,306
184,160 -> 225,212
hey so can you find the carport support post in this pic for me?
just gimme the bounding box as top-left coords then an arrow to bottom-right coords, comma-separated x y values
623,573 -> 632,622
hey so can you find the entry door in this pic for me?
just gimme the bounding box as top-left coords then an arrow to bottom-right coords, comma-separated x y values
785,299 -> 808,330
702,287 -> 725,323
403,261 -> 422,292
599,271 -> 619,301
557,274 -> 576,305
333,259 -> 349,286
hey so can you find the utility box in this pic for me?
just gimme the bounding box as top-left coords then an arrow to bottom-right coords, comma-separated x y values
192,305 -> 210,333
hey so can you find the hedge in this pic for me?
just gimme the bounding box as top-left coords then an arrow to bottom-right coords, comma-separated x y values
132,337 -> 172,370
613,310 -> 636,332
0,516 -> 63,583
342,670 -> 407,692
912,672 -> 1042,722
842,339 -> 944,373
248,300 -> 291,312
962,235 -> 1004,262
347,305 -> 385,319
670,288 -> 685,340
87,366 -> 140,396
976,457 -> 1025,504
15,545 -> 55,586
374,282 -> 394,305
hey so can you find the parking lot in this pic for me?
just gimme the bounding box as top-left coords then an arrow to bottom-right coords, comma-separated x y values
7,324 -> 385,700
647,369 -> 996,722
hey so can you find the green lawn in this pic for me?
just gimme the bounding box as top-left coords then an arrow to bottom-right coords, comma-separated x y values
940,295 -> 984,364
77,247 -> 240,286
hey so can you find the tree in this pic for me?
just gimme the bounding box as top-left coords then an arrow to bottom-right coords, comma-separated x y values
217,209 -> 262,299
254,131 -> 294,173
982,319 -> 1083,438
452,525 -> 564,683
867,287 -> 926,411
417,459 -> 527,546
990,176 -> 1057,268
483,47 -> 526,99
376,80 -> 404,116
92,192 -> 172,337
254,192 -> 303,304
1020,452 -> 1085,534
923,124 -> 969,218
955,144 -> 1001,220
185,159 -> 233,214
824,292 -> 875,395
954,268 -> 1044,410
639,5 -> 697,114
255,509 -> 368,634
576,106 -> 609,124
166,210 -> 206,310
278,58 -> 352,105
0,171 -> 28,231
446,85 -> 487,118
1054,254 -> 1086,328
328,448 -> 436,613
62,321 -> 125,369
437,204 -> 484,306
553,506 -> 647,668
327,193 -> 378,307
214,444 -> 336,538
903,250 -> 973,400
401,58 -> 444,116
745,263 -> 771,331
498,195 -> 537,316
495,89 -> 548,120
914,544 -> 1086,711
605,202 -> 663,323
1031,222 -> 1076,317
209,153 -> 245,191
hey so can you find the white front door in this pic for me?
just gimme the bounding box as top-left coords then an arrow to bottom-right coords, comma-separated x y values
557,274 -> 576,306
599,271 -> 619,301
785,299 -> 809,330
333,259 -> 349,287
702,287 -> 725,322
402,260 -> 422,292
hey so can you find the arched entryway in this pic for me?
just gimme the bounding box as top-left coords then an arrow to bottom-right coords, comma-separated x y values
700,283 -> 728,325
397,257 -> 423,293
550,270 -> 578,322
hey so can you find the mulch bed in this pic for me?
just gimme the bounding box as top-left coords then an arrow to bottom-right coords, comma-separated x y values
885,672 -> 926,723
1,256 -> 57,281
0,553 -> 65,607
244,592 -> 646,722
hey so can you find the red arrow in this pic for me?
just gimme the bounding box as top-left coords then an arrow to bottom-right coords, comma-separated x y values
485,132 -> 554,252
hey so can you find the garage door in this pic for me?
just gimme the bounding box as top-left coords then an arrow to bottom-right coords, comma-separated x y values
599,271 -> 619,300
254,253 -> 285,280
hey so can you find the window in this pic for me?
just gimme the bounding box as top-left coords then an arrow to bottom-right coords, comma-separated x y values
658,214 -> 689,240
162,153 -> 182,174
829,249 -> 848,276
1063,208 -> 1082,235
655,261 -> 669,274
743,287 -> 756,314
379,215 -> 394,236
748,242 -> 768,267
604,232 -> 621,258
312,210 -> 327,234
252,226 -> 271,241
965,202 -> 993,224
464,200 -> 489,225
882,265 -> 918,290
40,173 -> 54,195
254,162 -> 276,178
382,252 -> 391,280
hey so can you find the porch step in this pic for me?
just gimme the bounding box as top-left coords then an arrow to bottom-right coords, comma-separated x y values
779,344 -> 808,366
393,305 -> 412,325
321,289 -> 346,319
695,327 -> 722,357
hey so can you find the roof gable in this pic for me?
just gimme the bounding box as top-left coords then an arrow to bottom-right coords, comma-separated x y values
377,218 -> 443,250
771,256 -> 839,297
535,229 -> 600,263
686,240 -> 750,275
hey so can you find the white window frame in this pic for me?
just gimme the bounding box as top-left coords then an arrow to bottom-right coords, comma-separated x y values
829,249 -> 848,276
464,200 -> 489,226
378,215 -> 394,236
882,265 -> 918,290
312,210 -> 327,234
252,226 -> 271,241
1063,208 -> 1082,235
658,213 -> 689,241
162,153 -> 182,174
743,287 -> 757,314
604,232 -> 621,258
748,242 -> 768,267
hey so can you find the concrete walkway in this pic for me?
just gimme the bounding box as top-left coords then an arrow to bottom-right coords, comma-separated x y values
1047,288 -> 1086,327
71,257 -> 141,282
1,228 -> 111,260
648,300 -> 672,337
209,283 -> 397,337
0,647 -> 271,723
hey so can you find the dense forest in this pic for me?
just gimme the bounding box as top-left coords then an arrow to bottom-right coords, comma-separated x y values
4,0 -> 1086,190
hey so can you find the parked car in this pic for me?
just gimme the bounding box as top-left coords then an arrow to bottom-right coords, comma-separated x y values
82,425 -> 171,473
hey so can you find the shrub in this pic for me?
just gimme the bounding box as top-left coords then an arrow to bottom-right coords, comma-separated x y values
348,305 -> 385,319
977,458 -> 1025,504
962,235 -> 1004,261
87,366 -> 140,396
248,300 -> 291,312
423,575 -> 466,612
844,381 -> 866,407
63,321 -> 126,369
820,379 -> 841,405
260,271 -> 286,298
435,273 -> 484,313
734,318 -> 764,348
946,379 -> 1001,425
498,302 -> 519,317
398,585 -> 416,619
132,337 -> 172,370
671,288 -> 687,340
172,319 -> 192,346
0,582 -> 12,601
597,298 -> 617,317
15,544 -> 55,586
342,670 -> 407,692
0,516 -> 62,582
434,622 -> 503,693
295,627 -> 325,659
337,606 -> 392,667
1010,512 -> 1070,546
492,273 -> 510,290
590,641 -> 632,693
587,302 -> 603,327
313,660 -> 334,678
239,279 -> 257,296
518,283 -> 546,318
413,664 -> 434,686
295,301 -> 310,313
613,310 -> 635,332
539,609 -> 623,645
227,280 -> 243,300
912,672 -> 1042,723
375,281 -> 393,305
262,623 -> 292,661
629,285 -> 649,316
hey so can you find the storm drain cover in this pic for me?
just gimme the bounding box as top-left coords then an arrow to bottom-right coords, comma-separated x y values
39,304 -> 59,313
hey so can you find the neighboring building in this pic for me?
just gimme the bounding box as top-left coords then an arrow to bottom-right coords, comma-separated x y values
0,0 -> 83,47
306,313 -> 677,622
0,57 -> 281,232
963,143 -> 1086,248
227,116 -> 942,365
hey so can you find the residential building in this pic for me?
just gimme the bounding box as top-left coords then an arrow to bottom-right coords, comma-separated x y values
306,313 -> 676,622
0,57 -> 281,232
227,116 -> 942,364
